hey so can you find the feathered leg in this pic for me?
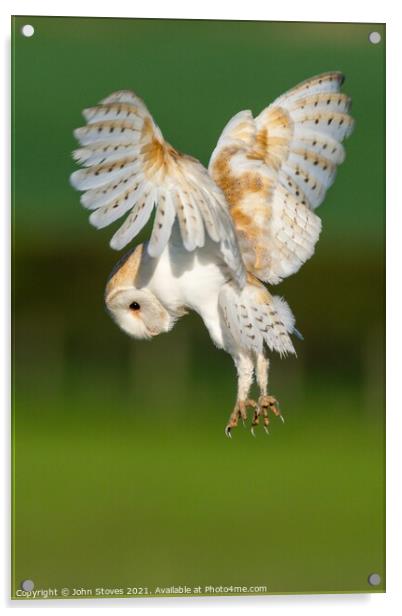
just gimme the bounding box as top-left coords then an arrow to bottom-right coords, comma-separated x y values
253,353 -> 283,434
225,353 -> 257,437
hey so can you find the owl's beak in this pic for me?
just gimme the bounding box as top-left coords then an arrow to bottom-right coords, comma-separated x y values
105,244 -> 143,304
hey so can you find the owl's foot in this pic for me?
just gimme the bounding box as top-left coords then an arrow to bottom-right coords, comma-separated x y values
251,395 -> 284,436
225,399 -> 257,437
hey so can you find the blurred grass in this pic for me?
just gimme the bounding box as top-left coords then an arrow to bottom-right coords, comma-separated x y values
14,388 -> 384,596
12,16 -> 385,598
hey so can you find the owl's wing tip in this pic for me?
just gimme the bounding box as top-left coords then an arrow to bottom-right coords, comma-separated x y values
109,236 -> 123,251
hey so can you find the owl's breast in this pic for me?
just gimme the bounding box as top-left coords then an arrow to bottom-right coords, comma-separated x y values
136,236 -> 229,348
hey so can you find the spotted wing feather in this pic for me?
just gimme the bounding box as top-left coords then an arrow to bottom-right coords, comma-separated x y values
71,90 -> 246,287
209,72 -> 354,284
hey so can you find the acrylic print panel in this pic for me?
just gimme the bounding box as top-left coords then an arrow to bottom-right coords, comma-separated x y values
12,16 -> 385,600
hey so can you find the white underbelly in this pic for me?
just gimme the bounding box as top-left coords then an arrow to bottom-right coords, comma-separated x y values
143,237 -> 229,348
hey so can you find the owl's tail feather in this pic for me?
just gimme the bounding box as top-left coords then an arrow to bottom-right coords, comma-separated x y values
292,327 -> 304,341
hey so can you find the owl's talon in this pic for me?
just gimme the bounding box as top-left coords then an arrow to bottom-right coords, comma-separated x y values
225,399 -> 257,436
225,396 -> 283,436
250,395 -> 284,434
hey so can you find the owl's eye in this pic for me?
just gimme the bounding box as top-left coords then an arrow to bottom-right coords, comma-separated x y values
129,301 -> 141,311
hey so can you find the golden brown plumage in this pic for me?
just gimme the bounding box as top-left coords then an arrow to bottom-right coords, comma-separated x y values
209,71 -> 353,285
70,72 -> 354,435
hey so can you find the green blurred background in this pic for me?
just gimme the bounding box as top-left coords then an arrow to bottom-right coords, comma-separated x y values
12,17 -> 385,598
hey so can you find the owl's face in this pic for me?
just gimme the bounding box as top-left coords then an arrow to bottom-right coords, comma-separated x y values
105,286 -> 172,340
104,243 -> 172,340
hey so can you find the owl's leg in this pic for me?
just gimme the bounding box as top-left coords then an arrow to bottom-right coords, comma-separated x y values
252,353 -> 283,434
225,353 -> 256,437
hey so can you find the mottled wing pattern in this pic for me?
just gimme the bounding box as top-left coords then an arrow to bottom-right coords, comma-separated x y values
71,90 -> 246,287
219,276 -> 296,356
209,72 -> 354,284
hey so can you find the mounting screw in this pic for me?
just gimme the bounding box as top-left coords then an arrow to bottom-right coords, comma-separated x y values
368,573 -> 381,586
21,579 -> 35,591
21,24 -> 35,38
368,32 -> 381,45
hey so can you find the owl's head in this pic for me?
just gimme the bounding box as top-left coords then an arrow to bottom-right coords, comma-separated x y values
104,244 -> 172,340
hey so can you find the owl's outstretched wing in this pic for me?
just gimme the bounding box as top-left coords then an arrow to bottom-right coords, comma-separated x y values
209,72 -> 354,285
70,90 -> 246,287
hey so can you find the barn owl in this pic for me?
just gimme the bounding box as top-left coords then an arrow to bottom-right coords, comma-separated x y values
70,72 -> 353,436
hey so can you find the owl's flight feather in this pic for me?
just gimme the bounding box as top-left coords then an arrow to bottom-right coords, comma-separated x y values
71,72 -> 353,297
70,74 -> 354,433
209,71 -> 354,285
70,90 -> 246,287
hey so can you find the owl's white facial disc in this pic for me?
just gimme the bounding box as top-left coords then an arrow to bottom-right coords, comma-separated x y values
105,287 -> 172,340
